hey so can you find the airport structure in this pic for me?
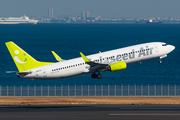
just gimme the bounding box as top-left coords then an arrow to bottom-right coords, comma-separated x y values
0,84 -> 179,96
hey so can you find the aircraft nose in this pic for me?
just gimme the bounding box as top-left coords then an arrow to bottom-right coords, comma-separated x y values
169,45 -> 175,51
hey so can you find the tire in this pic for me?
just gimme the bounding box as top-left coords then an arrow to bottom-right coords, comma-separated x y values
97,74 -> 102,79
91,73 -> 97,78
159,60 -> 162,64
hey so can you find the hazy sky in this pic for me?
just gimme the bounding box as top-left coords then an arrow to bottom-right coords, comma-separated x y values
0,0 -> 180,18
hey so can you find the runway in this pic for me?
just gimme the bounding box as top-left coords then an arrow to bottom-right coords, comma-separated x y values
0,105 -> 180,120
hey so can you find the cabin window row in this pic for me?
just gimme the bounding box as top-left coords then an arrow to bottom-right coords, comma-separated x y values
52,63 -> 85,71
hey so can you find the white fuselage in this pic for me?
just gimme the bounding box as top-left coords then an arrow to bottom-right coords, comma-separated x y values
21,42 -> 175,79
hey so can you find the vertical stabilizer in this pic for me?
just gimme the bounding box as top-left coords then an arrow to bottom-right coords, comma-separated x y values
5,41 -> 53,72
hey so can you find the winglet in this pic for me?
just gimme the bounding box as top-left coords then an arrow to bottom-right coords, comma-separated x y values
80,52 -> 91,63
51,51 -> 63,61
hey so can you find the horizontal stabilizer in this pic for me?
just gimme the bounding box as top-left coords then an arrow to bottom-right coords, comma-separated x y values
5,71 -> 18,73
16,71 -> 31,75
51,51 -> 63,61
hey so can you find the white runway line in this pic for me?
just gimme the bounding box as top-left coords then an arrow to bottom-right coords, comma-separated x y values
109,113 -> 180,116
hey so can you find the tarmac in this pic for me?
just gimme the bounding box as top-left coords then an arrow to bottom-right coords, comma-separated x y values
0,105 -> 180,120
1,96 -> 180,120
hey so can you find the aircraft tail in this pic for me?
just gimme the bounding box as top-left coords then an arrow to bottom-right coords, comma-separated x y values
5,41 -> 53,72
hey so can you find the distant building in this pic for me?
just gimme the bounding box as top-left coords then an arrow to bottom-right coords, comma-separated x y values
81,11 -> 85,20
48,8 -> 53,18
85,11 -> 90,18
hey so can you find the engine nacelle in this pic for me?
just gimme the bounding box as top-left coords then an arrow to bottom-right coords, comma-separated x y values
108,61 -> 126,72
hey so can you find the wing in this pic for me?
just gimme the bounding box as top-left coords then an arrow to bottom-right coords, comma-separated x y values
80,52 -> 109,71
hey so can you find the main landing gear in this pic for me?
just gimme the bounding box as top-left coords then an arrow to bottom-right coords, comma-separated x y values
91,72 -> 102,79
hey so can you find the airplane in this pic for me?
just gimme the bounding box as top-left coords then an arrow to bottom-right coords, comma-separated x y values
5,41 -> 175,80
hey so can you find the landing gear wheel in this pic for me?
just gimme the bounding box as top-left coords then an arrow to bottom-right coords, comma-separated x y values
159,60 -> 162,64
91,73 -> 97,79
97,74 -> 102,79
159,57 -> 162,64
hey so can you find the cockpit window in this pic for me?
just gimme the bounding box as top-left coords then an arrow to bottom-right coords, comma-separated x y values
162,44 -> 167,46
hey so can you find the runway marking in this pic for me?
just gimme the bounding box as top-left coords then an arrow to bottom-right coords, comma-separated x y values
109,114 -> 180,116
119,108 -> 180,110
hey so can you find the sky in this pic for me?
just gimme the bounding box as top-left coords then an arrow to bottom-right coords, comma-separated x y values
0,0 -> 180,18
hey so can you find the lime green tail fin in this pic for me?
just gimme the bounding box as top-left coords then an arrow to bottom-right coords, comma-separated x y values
5,41 -> 53,72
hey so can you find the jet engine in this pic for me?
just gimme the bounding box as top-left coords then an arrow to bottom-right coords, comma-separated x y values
108,61 -> 126,72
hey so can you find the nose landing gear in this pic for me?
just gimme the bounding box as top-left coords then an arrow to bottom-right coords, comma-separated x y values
91,72 -> 102,79
159,57 -> 162,64
158,55 -> 167,64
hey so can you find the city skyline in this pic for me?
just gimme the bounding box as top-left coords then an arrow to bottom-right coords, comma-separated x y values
0,0 -> 180,18
48,8 -> 53,18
